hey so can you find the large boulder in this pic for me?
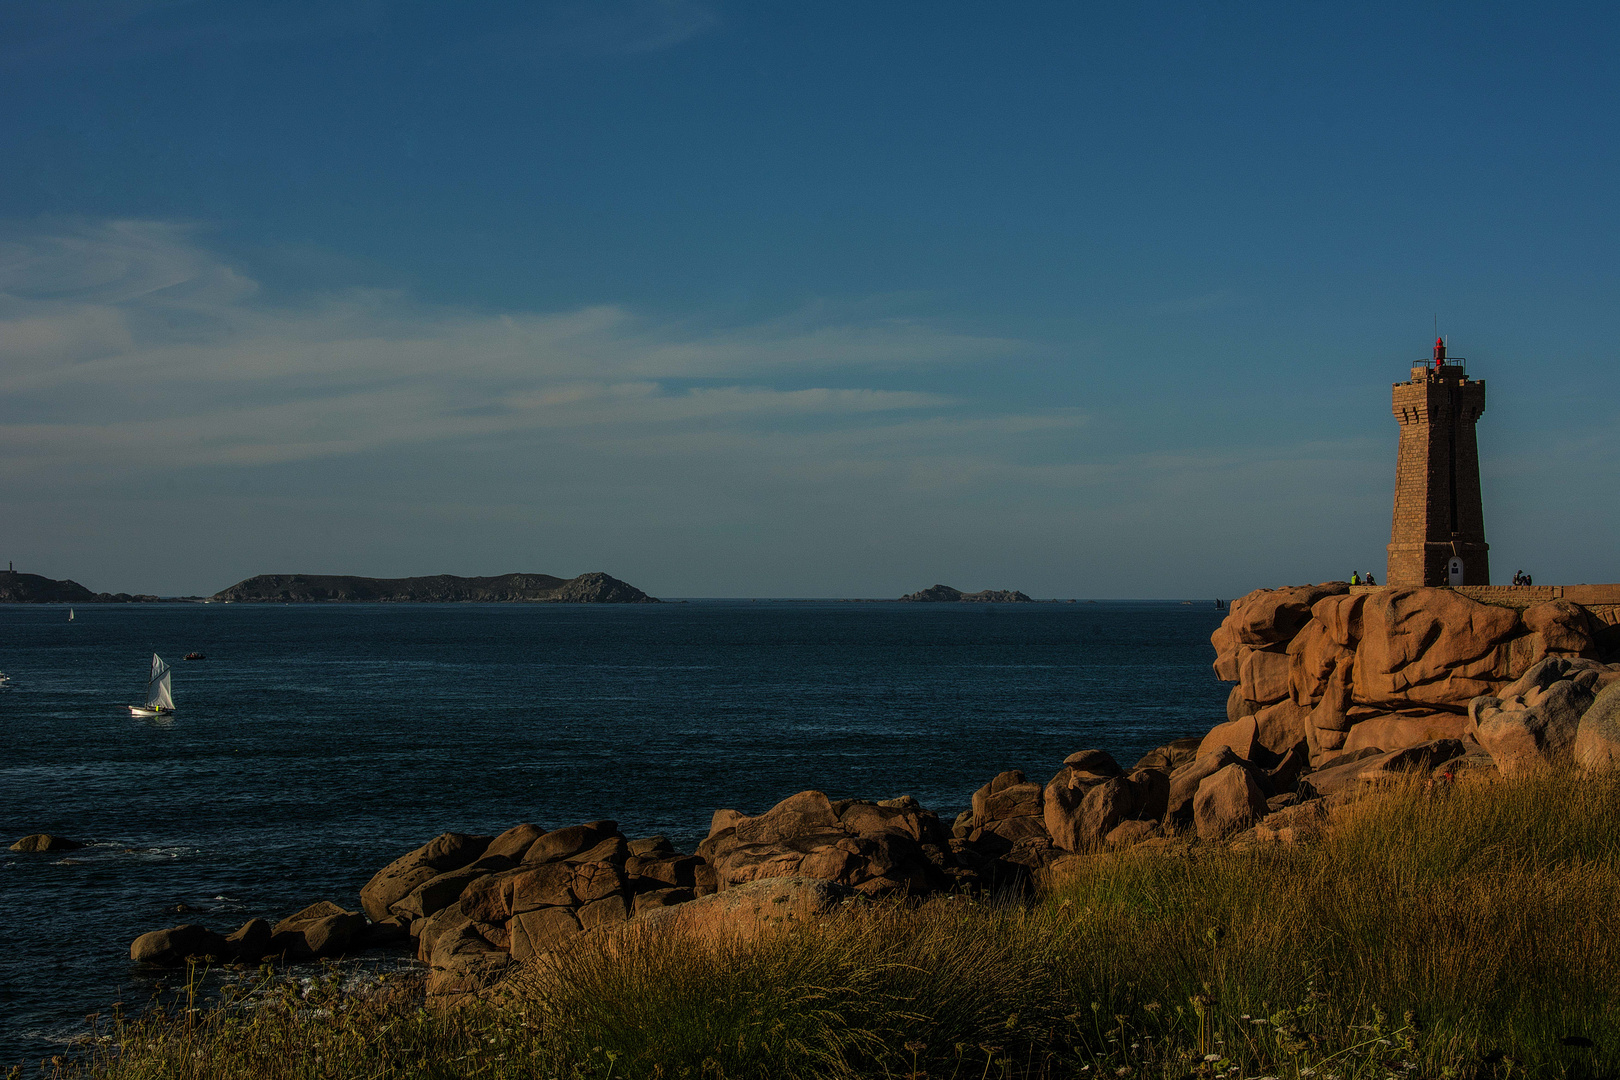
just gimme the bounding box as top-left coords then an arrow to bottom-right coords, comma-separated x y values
360,832 -> 492,922
131,924 -> 229,965
10,834 -> 84,852
484,823 -> 545,862
1522,600 -> 1598,658
1237,646 -> 1292,706
704,790 -> 951,897
1301,740 -> 1467,796
224,918 -> 274,961
1351,589 -> 1521,709
1575,682 -> 1620,772
1473,680 -> 1596,776
1196,716 -> 1257,763
523,822 -> 619,864
630,876 -> 856,941
1166,747 -> 1245,821
391,865 -> 496,920
1193,765 -> 1267,840
1133,738 -> 1202,773
1341,711 -> 1474,755
272,901 -> 369,959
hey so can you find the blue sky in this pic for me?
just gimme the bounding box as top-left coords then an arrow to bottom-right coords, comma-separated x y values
1,1 -> 1616,597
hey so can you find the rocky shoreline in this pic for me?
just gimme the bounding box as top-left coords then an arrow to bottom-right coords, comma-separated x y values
51,583 -> 1620,1009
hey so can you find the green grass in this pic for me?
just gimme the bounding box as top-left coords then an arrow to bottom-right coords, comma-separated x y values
50,771 -> 1620,1080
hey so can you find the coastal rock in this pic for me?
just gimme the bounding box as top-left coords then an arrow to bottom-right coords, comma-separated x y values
1351,589 -> 1521,709
131,924 -> 229,965
1211,584 -> 1350,678
1341,711 -> 1475,755
1251,700 -> 1312,761
524,822 -> 619,864
1196,716 -> 1258,762
360,832 -> 492,922
1575,682 -> 1620,771
1237,645 -> 1293,706
484,823 -> 545,862
272,902 -> 369,959
1301,740 -> 1467,796
9,833 -> 84,852
1253,800 -> 1327,845
224,918 -> 274,961
1166,748 -> 1245,821
704,790 -> 950,896
507,906 -> 582,961
1522,600 -> 1598,658
630,876 -> 856,940
1104,820 -> 1161,847
1193,765 -> 1267,840
1132,738 -> 1201,773
1474,679 -> 1596,775
392,865 -> 498,921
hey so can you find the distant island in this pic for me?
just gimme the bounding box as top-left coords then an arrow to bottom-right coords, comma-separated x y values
209,572 -> 656,604
898,584 -> 1033,603
0,569 -> 656,603
0,571 -> 161,604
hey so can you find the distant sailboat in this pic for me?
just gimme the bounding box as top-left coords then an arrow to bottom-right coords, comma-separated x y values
68,608 -> 74,621
128,654 -> 175,717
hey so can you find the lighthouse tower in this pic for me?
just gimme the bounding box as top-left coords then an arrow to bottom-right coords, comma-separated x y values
1387,338 -> 1490,587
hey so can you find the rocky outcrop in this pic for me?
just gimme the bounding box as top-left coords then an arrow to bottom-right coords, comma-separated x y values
1212,585 -> 1620,770
898,585 -> 1034,603
10,833 -> 85,852
209,572 -> 657,604
700,791 -> 954,897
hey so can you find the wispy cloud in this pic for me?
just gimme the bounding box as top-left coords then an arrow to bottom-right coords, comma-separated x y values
0,220 -> 1026,484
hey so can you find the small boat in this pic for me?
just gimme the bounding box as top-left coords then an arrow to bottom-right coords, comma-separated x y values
127,654 -> 175,717
183,652 -> 206,661
0,672 -> 11,687
68,608 -> 74,621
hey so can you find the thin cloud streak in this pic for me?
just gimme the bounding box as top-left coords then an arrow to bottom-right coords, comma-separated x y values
0,221 -> 1019,484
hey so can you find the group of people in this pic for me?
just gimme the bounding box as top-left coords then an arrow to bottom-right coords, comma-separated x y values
1349,570 -> 1378,586
1512,570 -> 1535,586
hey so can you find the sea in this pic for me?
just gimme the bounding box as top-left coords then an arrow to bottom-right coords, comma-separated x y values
0,599 -> 1229,1067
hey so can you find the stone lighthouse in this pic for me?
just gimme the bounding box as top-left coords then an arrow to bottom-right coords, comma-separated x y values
1387,338 -> 1490,587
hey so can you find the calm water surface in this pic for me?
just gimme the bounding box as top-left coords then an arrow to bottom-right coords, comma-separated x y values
0,600 -> 1227,1065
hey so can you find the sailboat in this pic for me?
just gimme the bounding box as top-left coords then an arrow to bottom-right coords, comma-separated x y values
68,608 -> 74,621
128,654 -> 175,717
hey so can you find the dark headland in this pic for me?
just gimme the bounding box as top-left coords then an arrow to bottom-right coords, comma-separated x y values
0,569 -> 656,603
0,571 -> 161,604
209,571 -> 656,603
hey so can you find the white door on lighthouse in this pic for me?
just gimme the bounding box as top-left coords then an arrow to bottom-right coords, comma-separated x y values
1448,557 -> 1465,585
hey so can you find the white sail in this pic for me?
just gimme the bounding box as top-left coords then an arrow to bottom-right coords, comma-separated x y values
146,654 -> 174,710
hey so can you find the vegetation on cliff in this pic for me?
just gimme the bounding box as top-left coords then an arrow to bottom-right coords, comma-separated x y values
208,571 -> 656,604
64,770 -> 1620,1080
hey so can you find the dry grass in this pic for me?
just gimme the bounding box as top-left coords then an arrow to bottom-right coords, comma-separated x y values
53,770 -> 1620,1080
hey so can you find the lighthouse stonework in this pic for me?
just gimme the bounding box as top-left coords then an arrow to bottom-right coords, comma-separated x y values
1387,339 -> 1490,587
